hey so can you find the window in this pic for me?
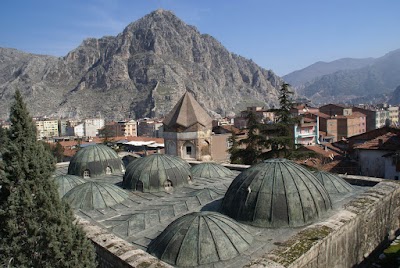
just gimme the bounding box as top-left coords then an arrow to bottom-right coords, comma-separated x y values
164,180 -> 173,190
136,181 -> 144,192
83,169 -> 91,179
186,146 -> 192,155
106,166 -> 112,175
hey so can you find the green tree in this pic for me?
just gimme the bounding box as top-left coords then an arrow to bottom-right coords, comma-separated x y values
230,111 -> 267,164
263,83 -> 296,158
0,90 -> 96,267
52,141 -> 65,163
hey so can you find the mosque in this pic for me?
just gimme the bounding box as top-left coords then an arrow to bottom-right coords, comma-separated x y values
54,92 -> 400,268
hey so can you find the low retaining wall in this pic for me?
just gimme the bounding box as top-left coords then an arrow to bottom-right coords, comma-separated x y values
248,179 -> 400,268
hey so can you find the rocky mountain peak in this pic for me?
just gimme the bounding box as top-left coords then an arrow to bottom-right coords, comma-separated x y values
0,10 -> 284,120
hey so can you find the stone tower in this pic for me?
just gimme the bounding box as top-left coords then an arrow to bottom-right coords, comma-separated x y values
163,92 -> 212,161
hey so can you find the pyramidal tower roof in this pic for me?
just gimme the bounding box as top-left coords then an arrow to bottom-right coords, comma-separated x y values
163,91 -> 212,128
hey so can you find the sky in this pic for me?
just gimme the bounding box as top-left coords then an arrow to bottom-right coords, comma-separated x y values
1,0 -> 399,76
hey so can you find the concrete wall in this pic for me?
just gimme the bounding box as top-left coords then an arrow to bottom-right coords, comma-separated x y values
358,150 -> 386,177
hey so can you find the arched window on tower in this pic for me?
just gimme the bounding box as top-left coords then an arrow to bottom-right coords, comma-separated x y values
164,180 -> 173,191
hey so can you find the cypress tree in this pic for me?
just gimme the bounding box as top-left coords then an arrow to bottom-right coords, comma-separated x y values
0,90 -> 96,267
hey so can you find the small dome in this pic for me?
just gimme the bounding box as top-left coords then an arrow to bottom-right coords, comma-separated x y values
63,182 -> 128,210
313,171 -> 354,194
54,174 -> 86,197
190,162 -> 234,178
221,158 -> 332,228
123,154 -> 192,192
147,211 -> 253,267
68,144 -> 124,178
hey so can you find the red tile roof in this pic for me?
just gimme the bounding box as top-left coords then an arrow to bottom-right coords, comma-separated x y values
354,132 -> 400,150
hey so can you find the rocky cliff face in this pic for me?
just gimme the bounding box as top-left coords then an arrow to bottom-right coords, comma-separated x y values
0,9 -> 283,120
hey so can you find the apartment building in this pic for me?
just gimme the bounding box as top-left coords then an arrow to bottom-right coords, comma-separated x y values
35,119 -> 59,139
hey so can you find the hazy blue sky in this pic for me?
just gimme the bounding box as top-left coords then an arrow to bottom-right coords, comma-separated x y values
1,0 -> 399,75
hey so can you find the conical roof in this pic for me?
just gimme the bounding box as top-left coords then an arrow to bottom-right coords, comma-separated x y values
221,158 -> 332,228
68,144 -> 124,178
163,92 -> 212,129
63,182 -> 128,210
123,154 -> 192,192
147,211 -> 253,267
54,174 -> 86,197
313,171 -> 354,194
190,162 -> 234,179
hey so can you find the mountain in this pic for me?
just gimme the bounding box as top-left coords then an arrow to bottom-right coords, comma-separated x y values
292,49 -> 400,104
0,9 -> 283,120
283,57 -> 375,87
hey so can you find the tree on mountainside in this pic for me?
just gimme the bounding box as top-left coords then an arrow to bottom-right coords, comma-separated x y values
0,90 -> 96,267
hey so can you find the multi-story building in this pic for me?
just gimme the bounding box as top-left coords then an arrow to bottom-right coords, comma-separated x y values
293,114 -> 319,146
354,105 -> 399,131
84,118 -> 105,137
35,119 -> 59,139
103,120 -> 138,137
137,118 -> 163,137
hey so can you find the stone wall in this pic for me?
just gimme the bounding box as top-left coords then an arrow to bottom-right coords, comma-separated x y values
248,179 -> 400,268
76,171 -> 400,268
76,217 -> 172,268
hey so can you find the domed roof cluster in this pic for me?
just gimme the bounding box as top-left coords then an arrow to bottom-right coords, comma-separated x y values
68,145 -> 124,178
123,154 -> 192,192
54,174 -> 86,197
221,158 -> 332,228
62,181 -> 128,210
190,162 -> 234,179
313,171 -> 354,194
147,211 -> 253,267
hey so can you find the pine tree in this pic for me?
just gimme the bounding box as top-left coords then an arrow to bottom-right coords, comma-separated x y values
230,111 -> 267,164
263,83 -> 296,158
0,90 -> 96,267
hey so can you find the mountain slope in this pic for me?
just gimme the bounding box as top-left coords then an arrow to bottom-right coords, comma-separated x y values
0,9 -> 283,119
283,57 -> 375,87
296,49 -> 400,104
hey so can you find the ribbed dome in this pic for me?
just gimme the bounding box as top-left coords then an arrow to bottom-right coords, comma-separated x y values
63,182 -> 128,210
147,211 -> 253,267
221,158 -> 332,228
190,162 -> 234,178
68,144 -> 124,178
54,174 -> 86,197
313,171 -> 354,194
123,154 -> 192,192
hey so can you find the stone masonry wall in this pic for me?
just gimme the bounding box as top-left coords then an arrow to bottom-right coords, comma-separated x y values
248,179 -> 400,268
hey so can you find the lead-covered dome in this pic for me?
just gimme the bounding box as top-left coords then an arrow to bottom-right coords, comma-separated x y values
62,181 -> 128,210
190,162 -> 234,179
313,171 -> 354,194
123,154 -> 192,192
54,174 -> 86,197
221,158 -> 332,228
147,211 -> 253,267
68,144 -> 124,178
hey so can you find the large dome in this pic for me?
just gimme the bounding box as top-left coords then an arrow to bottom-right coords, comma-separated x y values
313,171 -> 354,194
63,181 -> 128,210
68,144 -> 124,178
190,162 -> 234,179
54,174 -> 86,197
123,154 -> 192,192
147,211 -> 253,267
221,158 -> 332,228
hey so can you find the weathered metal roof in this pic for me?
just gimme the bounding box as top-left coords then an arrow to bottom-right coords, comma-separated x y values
147,211 -> 253,267
313,171 -> 354,194
190,162 -> 234,179
221,158 -> 332,228
123,154 -> 192,192
54,174 -> 86,197
68,144 -> 124,178
163,91 -> 212,128
63,181 -> 128,210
